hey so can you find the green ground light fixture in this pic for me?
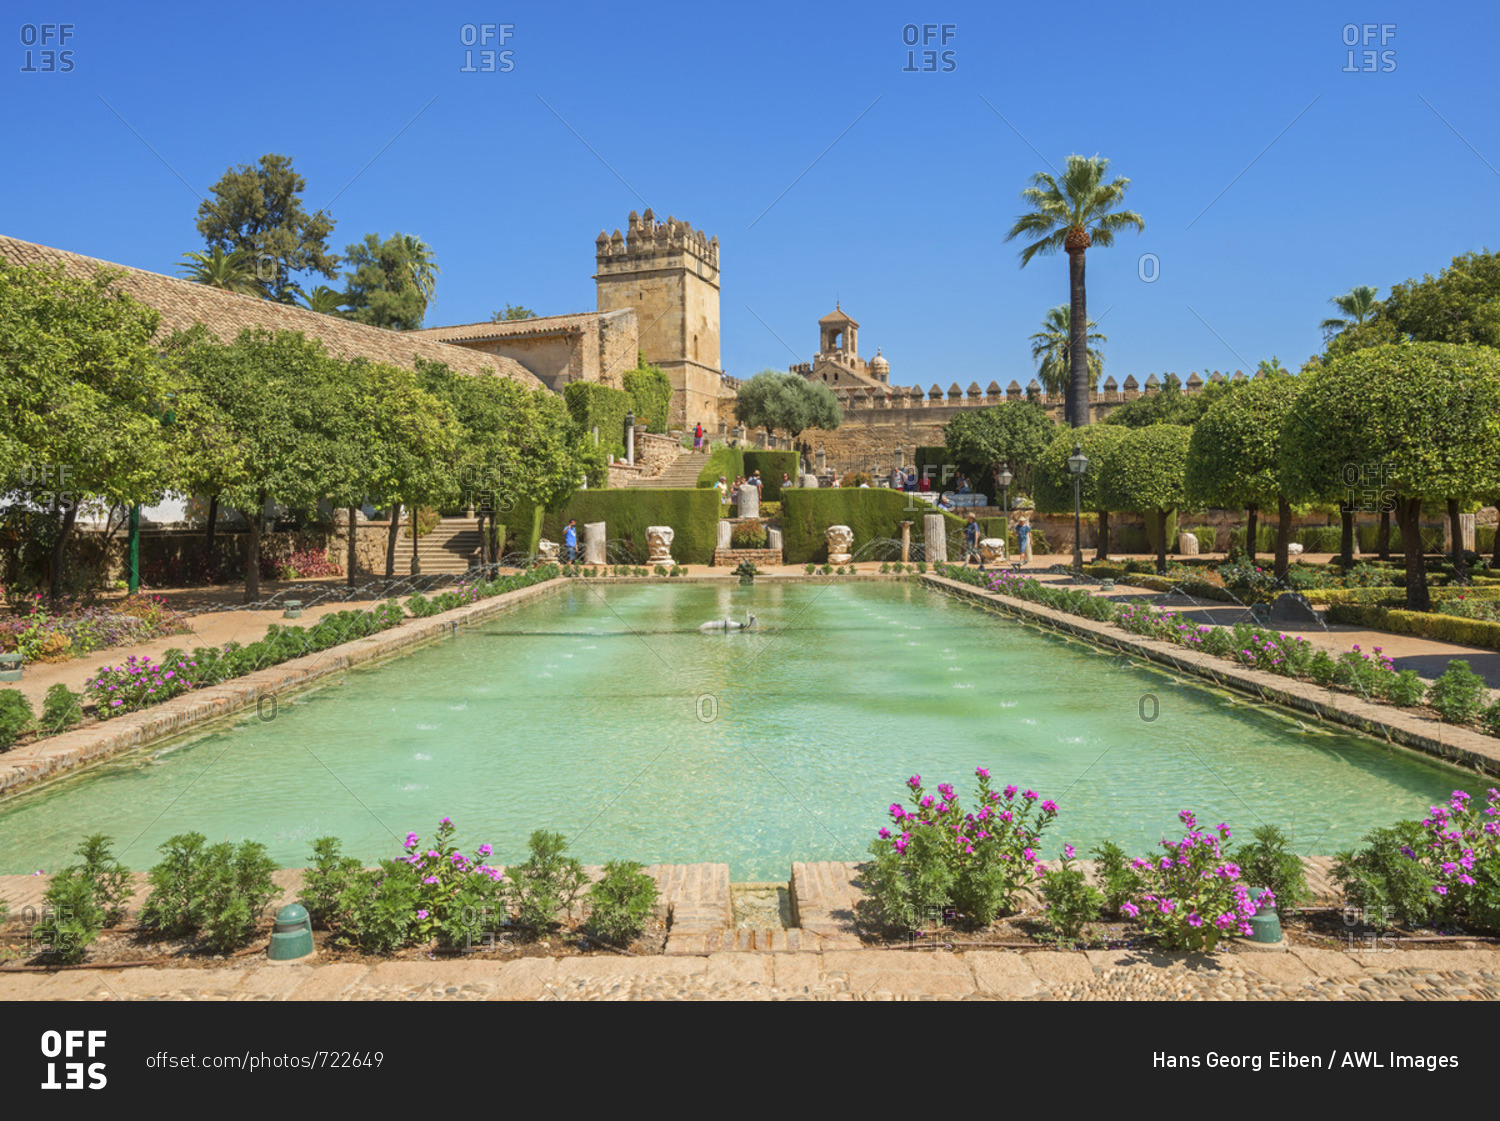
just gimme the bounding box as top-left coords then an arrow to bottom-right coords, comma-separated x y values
1246,888 -> 1283,945
268,903 -> 314,961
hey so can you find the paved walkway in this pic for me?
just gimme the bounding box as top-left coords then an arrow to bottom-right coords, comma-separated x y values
4,945 -> 1496,1001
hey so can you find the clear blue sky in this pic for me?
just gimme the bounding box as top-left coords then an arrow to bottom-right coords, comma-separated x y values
4,1 -> 1494,389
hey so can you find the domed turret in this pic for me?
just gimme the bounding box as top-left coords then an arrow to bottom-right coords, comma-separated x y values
868,347 -> 889,383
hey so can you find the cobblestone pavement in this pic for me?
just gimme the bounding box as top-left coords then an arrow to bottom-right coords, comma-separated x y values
4,947 -> 1498,1002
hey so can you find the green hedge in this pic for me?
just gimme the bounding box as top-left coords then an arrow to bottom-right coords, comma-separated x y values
622,362 -> 672,434
782,489 -> 964,563
536,488 -> 721,564
744,451 -> 799,501
564,383 -> 632,459
1326,603 -> 1500,652
697,444 -> 744,490
1182,526 -> 1218,553
1114,512 -> 1178,555
1303,584 -> 1500,607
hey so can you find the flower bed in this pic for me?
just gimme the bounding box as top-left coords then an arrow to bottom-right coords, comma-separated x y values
0,594 -> 188,663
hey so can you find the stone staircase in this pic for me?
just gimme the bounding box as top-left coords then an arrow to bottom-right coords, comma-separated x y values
620,446 -> 710,488
400,519 -> 481,575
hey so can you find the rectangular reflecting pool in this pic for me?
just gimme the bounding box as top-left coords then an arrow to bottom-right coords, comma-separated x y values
0,581 -> 1484,879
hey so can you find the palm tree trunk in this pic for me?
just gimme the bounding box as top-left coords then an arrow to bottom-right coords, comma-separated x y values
1094,509 -> 1110,563
1377,508 -> 1392,561
1448,498 -> 1468,582
1245,504 -> 1258,563
347,505 -> 358,588
1274,497 -> 1292,580
1396,497 -> 1430,612
384,501 -> 402,581
1067,248 -> 1089,427
1339,502 -> 1356,569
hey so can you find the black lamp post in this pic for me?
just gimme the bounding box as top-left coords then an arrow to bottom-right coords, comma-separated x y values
1067,443 -> 1089,573
996,464 -> 1013,553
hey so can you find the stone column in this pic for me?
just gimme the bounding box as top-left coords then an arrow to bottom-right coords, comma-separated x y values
737,483 -> 759,519
717,520 -> 732,550
814,447 -> 826,474
767,527 -> 783,550
625,424 -> 635,466
582,522 -> 607,564
923,514 -> 947,563
899,521 -> 912,562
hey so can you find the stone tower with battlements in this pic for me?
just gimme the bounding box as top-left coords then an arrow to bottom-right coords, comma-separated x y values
595,209 -> 721,429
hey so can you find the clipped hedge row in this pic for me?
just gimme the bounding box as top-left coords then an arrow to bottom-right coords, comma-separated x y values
1326,603 -> 1500,652
744,450 -> 799,501
536,488 -> 721,565
781,489 -> 965,563
1302,585 -> 1500,607
564,382 -> 632,459
697,443 -> 745,490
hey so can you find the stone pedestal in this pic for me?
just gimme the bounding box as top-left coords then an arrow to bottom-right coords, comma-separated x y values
1177,532 -> 1200,556
717,520 -> 733,550
899,521 -> 912,562
923,514 -> 947,563
537,539 -> 559,563
826,525 -> 853,565
978,538 -> 1006,566
1446,513 -> 1477,552
767,527 -> 783,550
800,473 -> 820,489
646,525 -> 674,565
737,483 -> 760,519
582,522 -> 607,565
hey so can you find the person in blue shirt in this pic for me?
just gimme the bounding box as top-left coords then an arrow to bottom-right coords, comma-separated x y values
963,513 -> 982,568
563,519 -> 578,563
1015,518 -> 1031,566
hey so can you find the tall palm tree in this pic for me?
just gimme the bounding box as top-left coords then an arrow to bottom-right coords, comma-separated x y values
1006,155 -> 1144,427
1320,285 -> 1380,343
177,246 -> 267,296
400,234 -> 440,303
1030,305 -> 1105,398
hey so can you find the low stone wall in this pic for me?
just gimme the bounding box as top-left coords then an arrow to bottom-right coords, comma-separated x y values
0,577 -> 567,796
713,548 -> 783,567
922,573 -> 1500,778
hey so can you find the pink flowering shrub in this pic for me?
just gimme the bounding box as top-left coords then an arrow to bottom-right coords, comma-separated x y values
328,818 -> 506,951
84,652 -> 198,714
1125,811 -> 1268,952
863,768 -> 1058,931
1410,788 -> 1500,933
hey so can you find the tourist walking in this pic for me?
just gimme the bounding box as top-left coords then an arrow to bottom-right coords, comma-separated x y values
1016,518 -> 1032,566
563,519 -> 578,563
964,513 -> 982,568
750,470 -> 763,491
715,475 -> 728,503
781,471 -> 792,490
693,422 -> 704,451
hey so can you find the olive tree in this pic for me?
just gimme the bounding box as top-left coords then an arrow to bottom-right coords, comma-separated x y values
1184,374 -> 1302,576
1280,343 -> 1500,611
1034,425 -> 1128,561
943,399 -> 1057,498
1098,425 -> 1192,574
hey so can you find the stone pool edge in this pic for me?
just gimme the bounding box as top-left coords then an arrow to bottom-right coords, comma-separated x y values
0,577 -> 571,798
922,573 -> 1500,780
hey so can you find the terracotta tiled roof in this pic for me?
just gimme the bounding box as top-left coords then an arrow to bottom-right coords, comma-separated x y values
414,308 -> 632,344
0,235 -> 543,389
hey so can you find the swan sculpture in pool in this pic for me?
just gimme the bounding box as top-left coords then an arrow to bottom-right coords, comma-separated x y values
698,612 -> 757,632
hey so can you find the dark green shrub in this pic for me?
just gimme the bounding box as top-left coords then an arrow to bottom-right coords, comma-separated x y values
33,868 -> 105,964
141,832 -> 278,950
1483,699 -> 1500,736
335,862 -> 420,952
505,830 -> 585,935
730,522 -> 768,549
697,443 -> 745,490
1332,821 -> 1438,926
535,489 -> 721,565
1389,670 -> 1427,708
623,360 -> 672,433
805,563 -> 816,574
1090,841 -> 1145,917
1234,825 -> 1310,915
781,489 -> 965,563
1426,660 -> 1488,724
563,381 -> 631,458
39,683 -> 84,735
1307,649 -> 1337,687
586,860 -> 659,944
299,837 -> 363,929
0,689 -> 34,749
1040,853 -> 1103,943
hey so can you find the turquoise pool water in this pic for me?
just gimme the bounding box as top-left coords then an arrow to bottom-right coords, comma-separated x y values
0,582 -> 1484,879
